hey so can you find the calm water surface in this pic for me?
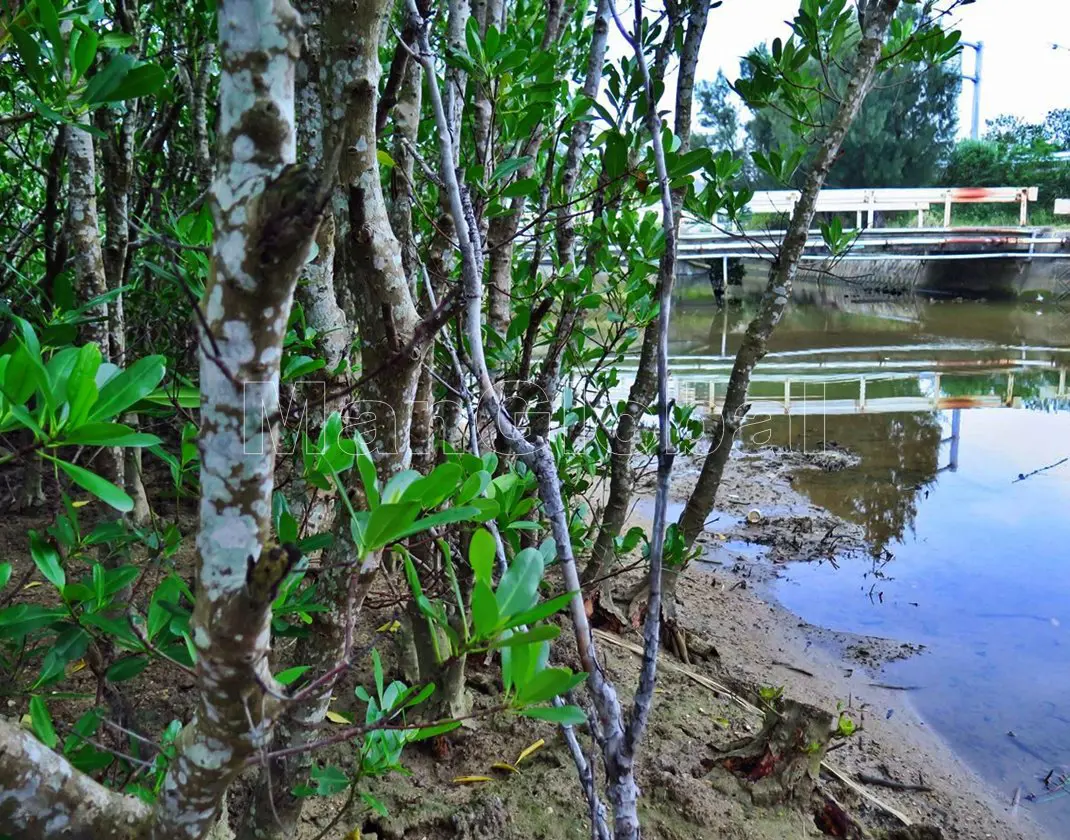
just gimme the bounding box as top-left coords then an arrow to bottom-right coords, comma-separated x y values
665,282 -> 1070,834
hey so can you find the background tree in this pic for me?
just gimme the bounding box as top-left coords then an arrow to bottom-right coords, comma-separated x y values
731,5 -> 960,188
693,70 -> 742,154
942,107 -> 1070,215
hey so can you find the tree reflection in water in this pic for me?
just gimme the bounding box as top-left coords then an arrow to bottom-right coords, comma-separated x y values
757,412 -> 943,562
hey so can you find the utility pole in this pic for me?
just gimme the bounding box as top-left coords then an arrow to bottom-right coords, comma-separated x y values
962,41 -> 983,140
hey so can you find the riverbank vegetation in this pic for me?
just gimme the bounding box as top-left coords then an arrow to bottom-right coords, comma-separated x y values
0,1 -> 967,838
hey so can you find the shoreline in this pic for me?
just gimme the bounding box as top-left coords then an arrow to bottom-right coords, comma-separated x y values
635,444 -> 1051,840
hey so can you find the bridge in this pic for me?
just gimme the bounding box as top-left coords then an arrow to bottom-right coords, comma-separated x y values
680,187 -> 1070,266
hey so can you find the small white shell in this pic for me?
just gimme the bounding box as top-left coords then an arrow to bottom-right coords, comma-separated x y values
746,509 -> 763,524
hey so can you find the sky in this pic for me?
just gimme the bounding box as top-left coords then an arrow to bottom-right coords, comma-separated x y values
638,0 -> 1070,138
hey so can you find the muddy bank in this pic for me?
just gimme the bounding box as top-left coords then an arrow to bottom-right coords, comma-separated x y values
640,444 -> 1049,840
281,444 -> 1049,840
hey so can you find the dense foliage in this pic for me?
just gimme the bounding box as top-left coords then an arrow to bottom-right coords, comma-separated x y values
942,108 -> 1070,217
0,0 -> 962,838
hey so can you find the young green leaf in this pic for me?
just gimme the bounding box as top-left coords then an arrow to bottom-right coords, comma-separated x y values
50,457 -> 134,512
29,531 -> 65,590
411,720 -> 462,741
495,548 -> 544,620
29,696 -> 58,748
471,581 -> 500,638
519,705 -> 588,725
275,665 -> 311,687
489,624 -> 560,649
90,355 -> 166,421
61,422 -> 161,448
516,667 -> 587,705
106,656 -> 149,683
99,63 -> 167,102
468,527 -> 496,586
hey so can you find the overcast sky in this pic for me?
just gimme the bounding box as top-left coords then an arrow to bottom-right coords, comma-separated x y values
631,0 -> 1070,137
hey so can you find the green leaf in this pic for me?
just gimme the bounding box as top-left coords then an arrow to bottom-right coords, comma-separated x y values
381,470 -> 421,505
36,0 -> 64,67
64,343 -> 102,429
468,528 -> 496,587
282,354 -> 326,381
355,452 -> 380,509
90,355 -> 166,421
0,563 -> 11,591
502,591 -> 575,630
310,764 -> 351,796
490,156 -> 532,183
98,32 -> 136,50
50,457 -> 134,512
391,506 -> 482,542
516,667 -> 587,705
106,656 -> 149,683
98,62 -> 166,102
29,531 -> 64,590
495,548 -> 544,620
2,347 -> 39,407
363,502 -> 420,550
8,25 -> 45,89
501,177 -> 539,199
399,462 -> 462,509
82,51 -> 135,104
490,624 -> 560,648
29,696 -> 58,748
372,648 -> 384,704
411,720 -> 462,741
72,28 -> 98,82
361,791 -> 390,818
276,665 -> 310,686
471,581 -> 500,638
457,470 -> 491,504
519,704 -> 587,725
61,422 -> 161,448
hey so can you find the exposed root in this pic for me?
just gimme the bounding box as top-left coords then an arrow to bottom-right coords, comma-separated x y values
712,695 -> 833,807
622,573 -> 717,665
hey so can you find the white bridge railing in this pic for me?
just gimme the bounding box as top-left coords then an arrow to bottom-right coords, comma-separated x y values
739,186 -> 1039,227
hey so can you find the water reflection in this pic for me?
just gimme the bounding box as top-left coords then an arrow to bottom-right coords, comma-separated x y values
650,285 -> 1070,837
756,412 -> 943,559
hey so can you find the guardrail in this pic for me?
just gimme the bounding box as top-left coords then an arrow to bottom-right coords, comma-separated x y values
743,187 -> 1039,227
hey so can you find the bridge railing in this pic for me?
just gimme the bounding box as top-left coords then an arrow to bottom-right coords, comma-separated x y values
739,186 -> 1039,227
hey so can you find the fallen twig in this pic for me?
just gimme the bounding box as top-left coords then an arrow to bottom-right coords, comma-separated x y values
868,683 -> 920,691
593,628 -> 915,827
856,772 -> 933,793
773,660 -> 815,678
1013,456 -> 1069,483
821,762 -> 913,826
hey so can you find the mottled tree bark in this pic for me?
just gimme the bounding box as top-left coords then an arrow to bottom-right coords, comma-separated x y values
676,0 -> 901,547
65,30 -> 125,493
150,0 -> 329,835
193,42 -> 216,193
240,2 -> 427,835
585,0 -> 711,589
66,118 -> 109,354
0,718 -> 151,839
0,2 -> 328,839
100,82 -> 152,525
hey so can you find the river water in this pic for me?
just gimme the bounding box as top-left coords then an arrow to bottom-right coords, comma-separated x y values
662,282 -> 1070,834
